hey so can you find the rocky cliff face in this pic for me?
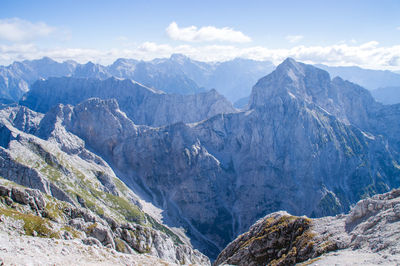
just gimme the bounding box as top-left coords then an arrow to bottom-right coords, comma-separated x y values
20,77 -> 237,127
214,188 -> 400,265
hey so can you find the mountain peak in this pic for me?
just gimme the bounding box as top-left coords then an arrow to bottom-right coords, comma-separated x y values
275,57 -> 305,75
250,59 -> 332,108
170,53 -> 189,62
281,57 -> 297,65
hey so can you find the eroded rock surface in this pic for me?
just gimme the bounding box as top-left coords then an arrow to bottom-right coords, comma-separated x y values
215,189 -> 400,265
0,180 -> 210,265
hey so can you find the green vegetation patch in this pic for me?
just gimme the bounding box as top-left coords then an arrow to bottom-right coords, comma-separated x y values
145,214 -> 183,245
0,207 -> 60,238
104,193 -> 145,224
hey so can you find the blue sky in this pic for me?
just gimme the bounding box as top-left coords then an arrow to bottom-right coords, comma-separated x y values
1,0 -> 399,69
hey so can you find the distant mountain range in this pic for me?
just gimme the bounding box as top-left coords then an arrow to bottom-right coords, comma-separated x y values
316,64 -> 400,90
2,55 -> 400,106
0,55 -> 275,103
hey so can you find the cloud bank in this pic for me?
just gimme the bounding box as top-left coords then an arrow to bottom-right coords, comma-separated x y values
0,17 -> 398,71
166,22 -> 251,43
0,18 -> 55,42
1,40 -> 400,71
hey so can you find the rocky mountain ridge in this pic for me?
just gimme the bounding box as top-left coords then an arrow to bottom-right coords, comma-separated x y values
20,76 -> 237,127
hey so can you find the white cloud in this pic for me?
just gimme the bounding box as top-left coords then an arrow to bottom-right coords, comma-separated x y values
0,18 -> 55,42
397,26 -> 400,30
286,35 -> 304,43
166,22 -> 251,43
1,41 -> 400,71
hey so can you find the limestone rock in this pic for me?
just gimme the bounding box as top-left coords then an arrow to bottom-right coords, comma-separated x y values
215,188 -> 400,265
0,180 -> 210,265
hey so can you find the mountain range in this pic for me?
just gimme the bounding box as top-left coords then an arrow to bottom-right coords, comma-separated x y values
3,55 -> 400,110
0,55 -> 275,104
1,55 -> 400,264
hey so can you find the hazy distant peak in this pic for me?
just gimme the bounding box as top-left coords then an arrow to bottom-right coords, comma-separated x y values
170,53 -> 190,62
111,58 -> 138,66
26,56 -> 57,64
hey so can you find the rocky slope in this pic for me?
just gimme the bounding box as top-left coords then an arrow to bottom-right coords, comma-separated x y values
20,76 -> 237,127
0,231 -> 176,266
214,188 -> 400,265
0,178 -> 208,265
0,105 -> 210,265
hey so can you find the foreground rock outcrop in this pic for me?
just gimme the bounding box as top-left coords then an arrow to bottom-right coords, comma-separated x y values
215,188 -> 400,265
0,178 -> 210,265
0,231 -> 177,266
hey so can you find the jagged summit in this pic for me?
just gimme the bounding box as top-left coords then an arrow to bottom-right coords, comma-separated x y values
250,58 -> 328,108
248,57 -> 382,129
276,57 -> 298,69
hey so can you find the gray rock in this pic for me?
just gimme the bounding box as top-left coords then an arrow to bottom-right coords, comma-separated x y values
82,237 -> 102,247
216,188 -> 400,265
85,222 -> 115,249
0,181 -> 209,265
